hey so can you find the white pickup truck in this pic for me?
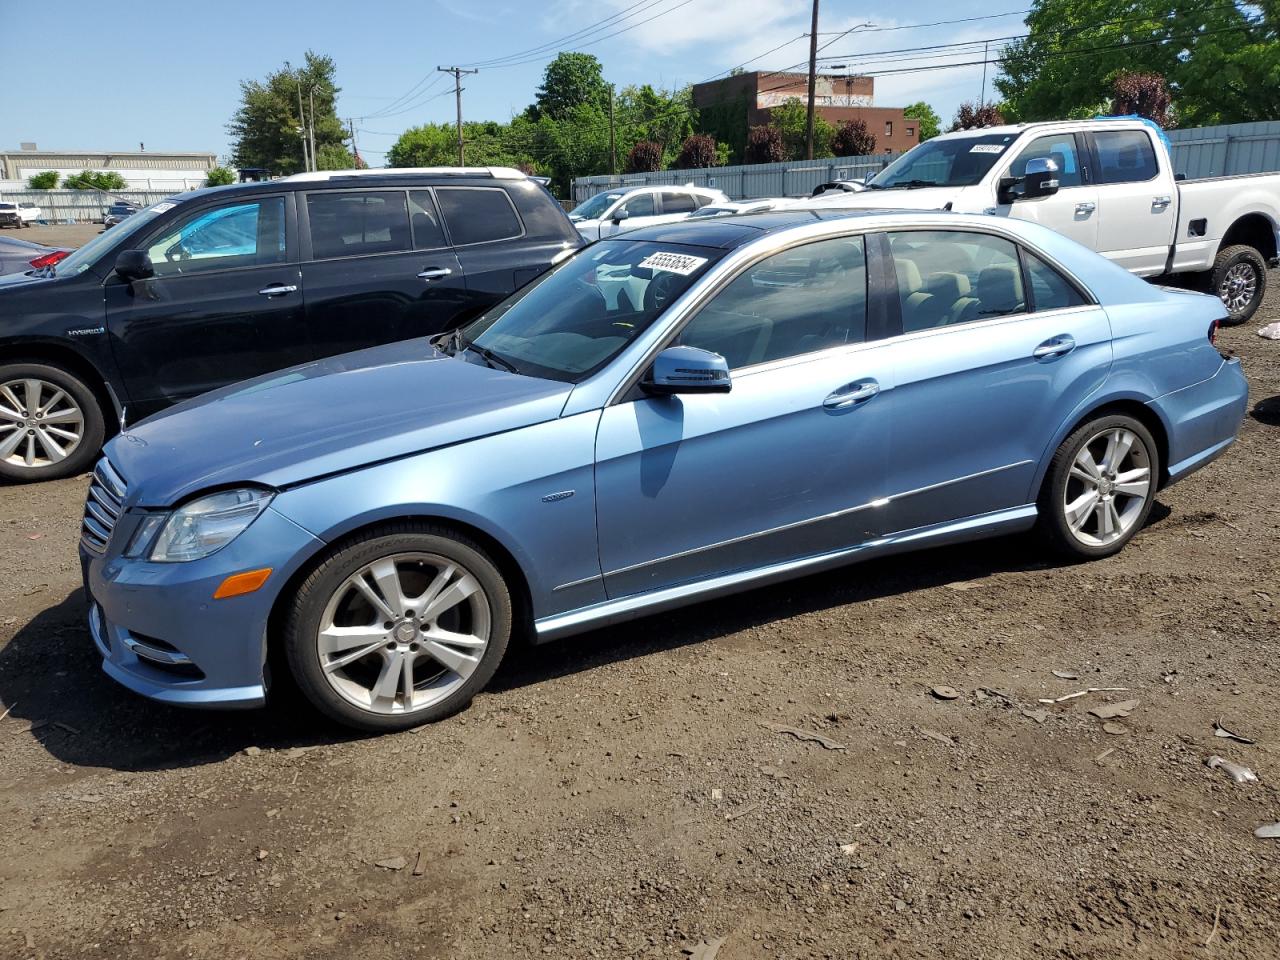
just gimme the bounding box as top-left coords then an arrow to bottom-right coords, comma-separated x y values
811,118 -> 1280,323
0,201 -> 41,229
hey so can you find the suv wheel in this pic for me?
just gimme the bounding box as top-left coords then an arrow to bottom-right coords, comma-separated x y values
0,363 -> 105,482
284,524 -> 512,732
1210,244 -> 1267,325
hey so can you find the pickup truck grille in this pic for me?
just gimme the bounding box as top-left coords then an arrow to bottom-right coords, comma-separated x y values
81,458 -> 128,554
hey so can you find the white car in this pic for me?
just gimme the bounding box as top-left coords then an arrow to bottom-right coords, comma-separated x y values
687,198 -> 798,219
803,117 -> 1280,323
0,202 -> 41,229
569,185 -> 728,241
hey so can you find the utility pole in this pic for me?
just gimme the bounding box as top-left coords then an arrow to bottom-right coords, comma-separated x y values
438,66 -> 479,166
348,118 -> 358,166
979,40 -> 990,107
608,85 -> 617,175
308,86 -> 317,172
287,61 -> 309,172
805,0 -> 820,161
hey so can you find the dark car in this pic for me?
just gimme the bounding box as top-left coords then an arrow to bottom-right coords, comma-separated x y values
0,235 -> 70,275
102,201 -> 140,228
0,167 -> 583,482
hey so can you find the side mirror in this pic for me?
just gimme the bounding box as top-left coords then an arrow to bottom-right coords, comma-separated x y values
642,346 -> 731,395
114,249 -> 154,281
1021,157 -> 1060,199
611,208 -> 630,224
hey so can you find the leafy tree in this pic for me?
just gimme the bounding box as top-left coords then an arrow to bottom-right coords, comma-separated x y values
26,171 -> 59,189
998,0 -> 1279,126
64,170 -> 127,190
745,125 -> 785,164
615,84 -> 694,167
1109,71 -> 1175,126
388,121 -> 534,169
767,99 -> 835,160
902,101 -> 941,141
832,118 -> 876,157
625,140 -> 664,173
676,134 -> 718,168
951,102 -> 1005,130
315,143 -> 356,170
531,52 -> 610,121
692,80 -> 752,163
204,166 -> 236,186
227,51 -> 347,175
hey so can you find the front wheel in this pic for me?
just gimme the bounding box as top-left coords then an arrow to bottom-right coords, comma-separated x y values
283,524 -> 512,732
0,363 -> 105,482
1210,244 -> 1267,326
1038,415 -> 1159,560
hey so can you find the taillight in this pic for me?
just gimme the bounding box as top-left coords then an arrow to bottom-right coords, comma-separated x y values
28,250 -> 68,269
1208,319 -> 1219,346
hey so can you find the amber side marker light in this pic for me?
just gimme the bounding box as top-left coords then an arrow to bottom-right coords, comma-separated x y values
213,568 -> 273,600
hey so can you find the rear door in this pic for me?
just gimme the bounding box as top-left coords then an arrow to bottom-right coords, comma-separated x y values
300,188 -> 468,358
105,193 -> 312,410
1000,132 -> 1099,250
435,185 -> 545,313
1088,128 -> 1176,275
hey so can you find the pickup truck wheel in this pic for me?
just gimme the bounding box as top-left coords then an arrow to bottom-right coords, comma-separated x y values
0,363 -> 105,483
1211,245 -> 1266,325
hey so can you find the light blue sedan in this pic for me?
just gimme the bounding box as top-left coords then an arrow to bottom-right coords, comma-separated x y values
80,210 -> 1248,732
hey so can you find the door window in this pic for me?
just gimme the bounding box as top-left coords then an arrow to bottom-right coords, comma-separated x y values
661,191 -> 697,214
618,193 -> 655,217
408,190 -> 447,249
1008,133 -> 1084,187
677,236 -> 867,368
1093,130 -> 1159,184
889,230 -> 1026,332
307,191 -> 412,260
436,187 -> 523,245
1025,251 -> 1087,310
145,198 -> 285,276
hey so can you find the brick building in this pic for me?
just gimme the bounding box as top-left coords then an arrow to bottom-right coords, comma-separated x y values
691,71 -> 917,155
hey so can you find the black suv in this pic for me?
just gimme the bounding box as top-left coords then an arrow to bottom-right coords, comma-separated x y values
0,168 -> 583,482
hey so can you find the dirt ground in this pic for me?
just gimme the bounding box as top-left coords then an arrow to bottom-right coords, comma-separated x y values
1,236 -> 1278,959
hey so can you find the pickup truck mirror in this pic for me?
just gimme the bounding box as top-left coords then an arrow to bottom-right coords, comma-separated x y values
114,249 -> 155,282
999,157 -> 1060,204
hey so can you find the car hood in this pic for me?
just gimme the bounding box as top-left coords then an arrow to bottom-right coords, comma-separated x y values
807,186 -> 964,211
106,340 -> 574,507
0,270 -> 51,288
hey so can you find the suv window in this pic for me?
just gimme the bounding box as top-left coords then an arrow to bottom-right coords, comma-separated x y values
408,190 -> 447,249
308,191 -> 411,259
677,236 -> 867,368
1009,133 -> 1084,188
145,198 -> 286,277
1025,251 -> 1087,310
662,191 -> 697,214
1093,130 -> 1159,184
618,193 -> 654,217
436,187 -> 523,245
889,230 -> 1026,332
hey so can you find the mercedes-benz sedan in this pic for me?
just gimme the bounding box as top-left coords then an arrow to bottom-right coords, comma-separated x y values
80,210 -> 1247,732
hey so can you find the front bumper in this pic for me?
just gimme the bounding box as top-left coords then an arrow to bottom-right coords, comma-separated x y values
81,505 -> 323,709
1153,356 -> 1249,484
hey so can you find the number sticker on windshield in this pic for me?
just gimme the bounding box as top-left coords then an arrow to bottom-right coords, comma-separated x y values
150,202 -> 177,213
639,252 -> 708,275
969,144 -> 1005,154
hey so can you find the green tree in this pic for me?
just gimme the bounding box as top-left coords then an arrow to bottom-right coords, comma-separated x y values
64,170 -> 127,190
387,121 -> 534,169
675,133 -> 718,169
615,84 -> 694,167
902,102 -> 941,141
625,140 -> 663,173
831,118 -> 876,157
315,143 -> 355,170
27,171 -> 60,189
997,0 -> 1279,125
531,52 -> 610,121
204,166 -> 236,186
227,51 -> 348,175
767,99 -> 835,160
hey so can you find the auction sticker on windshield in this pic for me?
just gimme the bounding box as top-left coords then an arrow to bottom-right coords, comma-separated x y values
150,202 -> 177,214
639,252 -> 708,275
969,144 -> 1006,154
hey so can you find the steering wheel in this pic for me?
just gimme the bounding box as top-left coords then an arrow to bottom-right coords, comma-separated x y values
645,271 -> 682,312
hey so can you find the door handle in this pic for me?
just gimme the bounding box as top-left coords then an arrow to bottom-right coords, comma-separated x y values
258,283 -> 298,297
823,379 -> 880,410
417,267 -> 454,281
1152,195 -> 1171,209
1075,201 -> 1096,215
1033,335 -> 1076,361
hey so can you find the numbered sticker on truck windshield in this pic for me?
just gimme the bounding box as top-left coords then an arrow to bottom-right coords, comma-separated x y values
969,144 -> 1006,154
638,252 -> 708,275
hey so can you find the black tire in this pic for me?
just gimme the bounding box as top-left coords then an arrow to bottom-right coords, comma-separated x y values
1037,414 -> 1159,561
0,362 -> 105,483
283,523 -> 512,733
1209,244 -> 1267,326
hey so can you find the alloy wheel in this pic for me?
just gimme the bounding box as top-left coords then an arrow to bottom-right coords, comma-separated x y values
1218,261 -> 1257,314
1062,427 -> 1152,547
0,378 -> 86,469
316,552 -> 491,716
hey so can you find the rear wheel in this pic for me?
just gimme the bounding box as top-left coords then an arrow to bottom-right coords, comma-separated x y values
1209,244 -> 1267,326
0,363 -> 104,482
1038,414 -> 1159,560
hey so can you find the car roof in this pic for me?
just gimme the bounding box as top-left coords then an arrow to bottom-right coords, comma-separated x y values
618,209 -> 900,248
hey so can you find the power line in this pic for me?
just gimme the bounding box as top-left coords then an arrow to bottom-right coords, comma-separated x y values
461,0 -> 667,68
817,9 -> 1031,34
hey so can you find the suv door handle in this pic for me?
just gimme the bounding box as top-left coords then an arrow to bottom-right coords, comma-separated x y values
1075,201 -> 1096,215
1033,335 -> 1076,361
1152,195 -> 1171,209
823,379 -> 880,410
258,283 -> 298,297
417,267 -> 454,281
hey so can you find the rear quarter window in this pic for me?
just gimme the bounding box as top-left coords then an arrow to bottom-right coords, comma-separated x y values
437,187 -> 524,245
505,180 -> 578,241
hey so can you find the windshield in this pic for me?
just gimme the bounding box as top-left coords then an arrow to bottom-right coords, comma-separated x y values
869,132 -> 1019,189
459,239 -> 723,383
568,191 -> 624,221
52,201 -> 173,277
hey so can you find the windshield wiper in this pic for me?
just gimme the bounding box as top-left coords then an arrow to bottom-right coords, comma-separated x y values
884,179 -> 939,190
465,341 -> 520,375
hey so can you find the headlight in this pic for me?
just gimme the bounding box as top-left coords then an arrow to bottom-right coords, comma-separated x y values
131,488 -> 274,563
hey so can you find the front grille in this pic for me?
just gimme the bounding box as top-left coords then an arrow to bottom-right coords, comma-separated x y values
81,458 -> 127,554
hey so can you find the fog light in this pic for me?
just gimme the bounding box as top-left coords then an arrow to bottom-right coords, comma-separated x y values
213,568 -> 273,600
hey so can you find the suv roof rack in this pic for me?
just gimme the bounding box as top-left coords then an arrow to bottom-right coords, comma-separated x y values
282,166 -> 527,182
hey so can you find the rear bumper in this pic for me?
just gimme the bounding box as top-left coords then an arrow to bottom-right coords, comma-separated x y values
1151,356 -> 1249,484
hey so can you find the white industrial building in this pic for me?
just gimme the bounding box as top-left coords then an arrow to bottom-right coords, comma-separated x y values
0,144 -> 218,191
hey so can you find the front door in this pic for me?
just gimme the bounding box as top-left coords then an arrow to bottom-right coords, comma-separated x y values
594,234 -> 893,599
600,191 -> 662,238
1000,132 -> 1099,249
1088,128 -> 1176,275
300,188 -> 468,358
106,194 -> 312,413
